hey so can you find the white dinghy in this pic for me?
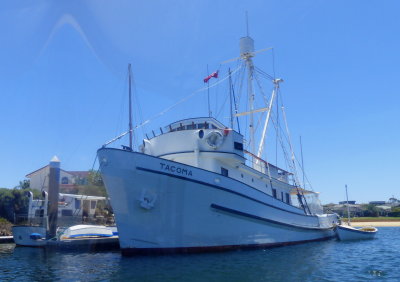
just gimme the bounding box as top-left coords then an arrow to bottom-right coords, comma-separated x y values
336,225 -> 377,240
336,185 -> 378,240
59,224 -> 114,239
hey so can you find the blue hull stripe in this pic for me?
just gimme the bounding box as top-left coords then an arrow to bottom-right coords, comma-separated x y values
136,166 -> 312,218
210,203 -> 333,231
98,148 -> 304,213
68,234 -> 113,238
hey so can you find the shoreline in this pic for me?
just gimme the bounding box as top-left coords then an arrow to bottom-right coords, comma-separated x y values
349,221 -> 400,227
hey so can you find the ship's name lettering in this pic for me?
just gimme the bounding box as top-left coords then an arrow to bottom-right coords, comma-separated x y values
160,163 -> 193,176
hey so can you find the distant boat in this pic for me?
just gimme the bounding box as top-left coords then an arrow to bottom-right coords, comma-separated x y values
59,224 -> 115,239
98,32 -> 340,255
12,226 -> 47,247
336,185 -> 378,240
12,191 -> 118,248
12,224 -> 118,247
336,225 -> 377,240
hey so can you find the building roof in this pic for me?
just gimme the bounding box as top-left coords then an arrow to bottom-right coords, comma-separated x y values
26,165 -> 88,179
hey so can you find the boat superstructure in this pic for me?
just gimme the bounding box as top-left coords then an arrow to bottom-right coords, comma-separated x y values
98,33 -> 339,255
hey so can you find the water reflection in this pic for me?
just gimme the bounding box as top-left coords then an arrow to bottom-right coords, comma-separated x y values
0,228 -> 399,281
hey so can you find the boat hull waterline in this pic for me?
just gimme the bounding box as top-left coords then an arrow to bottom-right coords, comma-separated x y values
98,148 -> 338,255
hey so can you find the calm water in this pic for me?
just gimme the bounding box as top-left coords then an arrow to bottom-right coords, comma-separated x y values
1,227 -> 399,281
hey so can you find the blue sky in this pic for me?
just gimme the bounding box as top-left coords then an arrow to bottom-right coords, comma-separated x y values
1,0 -> 399,204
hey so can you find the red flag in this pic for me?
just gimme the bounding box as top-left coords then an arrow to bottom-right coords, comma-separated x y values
203,71 -> 219,83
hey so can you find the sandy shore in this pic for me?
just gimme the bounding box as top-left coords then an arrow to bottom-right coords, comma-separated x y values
350,221 -> 400,227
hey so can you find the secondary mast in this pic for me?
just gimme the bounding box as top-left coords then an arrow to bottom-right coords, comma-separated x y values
345,184 -> 351,226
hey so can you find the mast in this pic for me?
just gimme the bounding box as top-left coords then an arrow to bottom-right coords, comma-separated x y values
247,59 -> 255,165
228,68 -> 234,129
345,184 -> 351,226
240,36 -> 256,167
128,64 -> 133,149
256,78 -> 282,162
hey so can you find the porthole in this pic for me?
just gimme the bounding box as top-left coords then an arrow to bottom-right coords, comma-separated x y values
198,130 -> 204,139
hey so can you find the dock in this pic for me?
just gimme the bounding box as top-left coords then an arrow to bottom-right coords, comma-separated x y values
0,236 -> 14,244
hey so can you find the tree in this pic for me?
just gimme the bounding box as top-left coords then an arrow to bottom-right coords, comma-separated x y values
363,204 -> 379,217
15,179 -> 30,189
75,169 -> 107,197
0,188 -> 38,223
389,207 -> 400,217
389,197 -> 399,206
87,170 -> 104,186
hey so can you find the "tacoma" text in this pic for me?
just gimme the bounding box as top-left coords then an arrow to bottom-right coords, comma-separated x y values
160,163 -> 193,176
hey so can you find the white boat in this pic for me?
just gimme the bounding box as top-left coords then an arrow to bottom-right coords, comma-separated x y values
59,224 -> 114,239
98,33 -> 340,255
12,226 -> 47,247
13,191 -> 118,247
336,185 -> 378,240
12,225 -> 117,247
336,225 -> 377,240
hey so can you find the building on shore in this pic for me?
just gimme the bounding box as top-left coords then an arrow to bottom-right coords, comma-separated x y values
25,156 -> 89,193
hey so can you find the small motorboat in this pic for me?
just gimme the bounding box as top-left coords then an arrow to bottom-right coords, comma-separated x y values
336,224 -> 378,240
12,226 -> 47,247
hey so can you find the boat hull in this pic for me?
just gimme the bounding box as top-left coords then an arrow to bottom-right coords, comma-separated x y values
60,225 -> 114,239
12,226 -> 47,247
98,148 -> 338,254
336,225 -> 377,240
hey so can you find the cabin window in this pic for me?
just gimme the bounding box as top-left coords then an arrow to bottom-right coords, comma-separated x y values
221,167 -> 229,177
186,124 -> 196,130
91,201 -> 97,209
61,177 -> 69,184
281,192 -> 284,201
211,124 -> 218,129
234,142 -> 244,151
198,122 -> 210,129
61,209 -> 73,216
272,188 -> 277,198
285,193 -> 290,204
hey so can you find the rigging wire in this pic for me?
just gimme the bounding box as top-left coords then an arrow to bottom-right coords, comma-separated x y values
129,65 -> 146,148
103,64 -> 243,147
